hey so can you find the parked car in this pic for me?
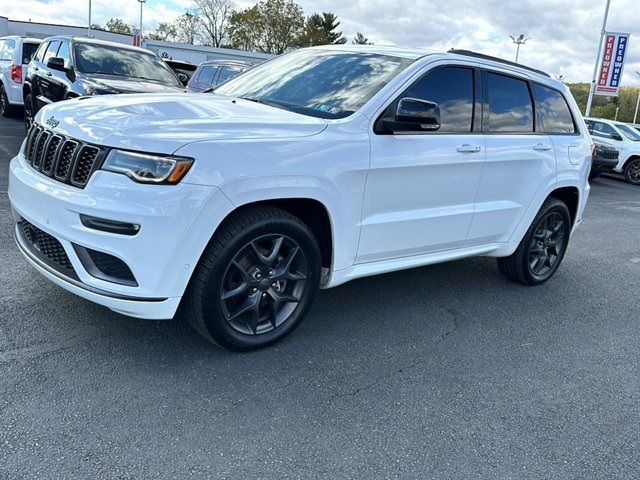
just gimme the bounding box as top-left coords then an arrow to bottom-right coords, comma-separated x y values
163,58 -> 197,86
632,124 -> 640,133
186,59 -> 255,92
590,141 -> 619,179
0,36 -> 41,116
585,117 -> 640,185
23,36 -> 185,130
9,46 -> 591,351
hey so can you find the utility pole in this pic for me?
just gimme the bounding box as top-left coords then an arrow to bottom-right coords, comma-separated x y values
585,0 -> 612,117
510,34 -> 528,63
87,0 -> 92,37
138,0 -> 146,38
634,71 -> 640,124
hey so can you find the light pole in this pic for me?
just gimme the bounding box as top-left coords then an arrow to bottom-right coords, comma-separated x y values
585,0 -> 612,117
634,71 -> 640,125
138,0 -> 146,38
87,0 -> 92,37
510,34 -> 528,63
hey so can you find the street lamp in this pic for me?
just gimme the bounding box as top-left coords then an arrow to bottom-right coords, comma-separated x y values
634,71 -> 640,125
510,34 -> 529,63
137,0 -> 146,38
87,0 -> 92,37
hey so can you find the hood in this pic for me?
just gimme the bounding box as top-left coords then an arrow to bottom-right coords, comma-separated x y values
83,74 -> 185,95
35,93 -> 328,154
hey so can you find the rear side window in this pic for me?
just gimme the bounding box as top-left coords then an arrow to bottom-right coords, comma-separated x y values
33,41 -> 48,62
0,41 -> 6,61
485,72 -> 533,133
197,66 -> 217,85
532,84 -> 575,134
22,43 -> 40,64
216,65 -> 246,85
589,121 -> 617,139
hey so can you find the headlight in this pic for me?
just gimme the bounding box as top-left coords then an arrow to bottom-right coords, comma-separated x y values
102,150 -> 194,184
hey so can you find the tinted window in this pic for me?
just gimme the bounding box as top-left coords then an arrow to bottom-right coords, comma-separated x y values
33,41 -> 48,62
0,41 -> 6,61
56,42 -> 70,68
22,42 -> 40,64
616,123 -> 640,141
589,121 -> 617,138
74,43 -> 181,86
197,66 -> 217,85
216,65 -> 246,85
43,40 -> 61,64
395,67 -> 474,132
486,73 -> 533,133
215,50 -> 414,119
532,84 -> 575,134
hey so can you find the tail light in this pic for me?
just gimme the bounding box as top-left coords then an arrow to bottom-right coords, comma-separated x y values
10,65 -> 22,84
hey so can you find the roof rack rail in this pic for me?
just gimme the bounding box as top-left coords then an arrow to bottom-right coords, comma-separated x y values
448,49 -> 551,78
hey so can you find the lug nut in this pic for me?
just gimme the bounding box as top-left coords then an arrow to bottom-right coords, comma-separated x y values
255,272 -> 262,279
272,282 -> 277,288
268,269 -> 274,276
251,287 -> 258,293
262,292 -> 267,298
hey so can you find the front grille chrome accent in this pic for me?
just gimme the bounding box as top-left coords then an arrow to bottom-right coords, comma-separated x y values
23,124 -> 108,189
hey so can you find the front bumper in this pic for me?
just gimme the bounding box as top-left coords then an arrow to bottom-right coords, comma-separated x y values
9,150 -> 233,319
591,156 -> 618,172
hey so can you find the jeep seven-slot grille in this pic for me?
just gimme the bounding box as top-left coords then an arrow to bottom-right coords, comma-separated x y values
24,124 -> 108,188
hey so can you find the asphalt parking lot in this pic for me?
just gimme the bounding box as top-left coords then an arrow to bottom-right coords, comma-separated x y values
1,113 -> 639,480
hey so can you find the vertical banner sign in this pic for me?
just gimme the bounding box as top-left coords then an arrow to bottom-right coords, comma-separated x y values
133,28 -> 142,47
595,32 -> 630,96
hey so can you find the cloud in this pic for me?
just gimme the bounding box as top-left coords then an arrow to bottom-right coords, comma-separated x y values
4,0 -> 640,84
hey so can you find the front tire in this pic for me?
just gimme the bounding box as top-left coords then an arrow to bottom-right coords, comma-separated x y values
184,206 -> 321,351
23,93 -> 36,131
624,158 -> 640,186
497,198 -> 571,285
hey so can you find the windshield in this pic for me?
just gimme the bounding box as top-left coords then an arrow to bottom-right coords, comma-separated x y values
214,49 -> 415,119
74,43 -> 181,86
616,123 -> 640,141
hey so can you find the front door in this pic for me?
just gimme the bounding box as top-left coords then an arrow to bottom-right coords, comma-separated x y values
358,65 -> 485,263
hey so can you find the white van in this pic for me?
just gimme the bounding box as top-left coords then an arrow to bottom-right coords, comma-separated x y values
0,36 -> 41,116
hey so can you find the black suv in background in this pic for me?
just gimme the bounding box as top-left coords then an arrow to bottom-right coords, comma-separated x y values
590,141 -> 619,179
23,36 -> 184,130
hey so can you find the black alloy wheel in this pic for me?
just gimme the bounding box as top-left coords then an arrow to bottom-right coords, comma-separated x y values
624,158 -> 640,185
528,212 -> 566,280
220,234 -> 308,336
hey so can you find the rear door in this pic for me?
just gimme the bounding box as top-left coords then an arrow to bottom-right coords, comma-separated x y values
189,65 -> 218,91
466,71 -> 556,246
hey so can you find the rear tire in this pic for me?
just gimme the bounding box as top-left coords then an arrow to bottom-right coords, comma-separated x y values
497,198 -> 571,285
183,206 -> 321,351
0,84 -> 15,117
624,158 -> 640,186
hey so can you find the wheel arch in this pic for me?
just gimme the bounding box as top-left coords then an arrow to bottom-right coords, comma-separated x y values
212,197 -> 334,271
548,186 -> 579,227
622,155 -> 640,171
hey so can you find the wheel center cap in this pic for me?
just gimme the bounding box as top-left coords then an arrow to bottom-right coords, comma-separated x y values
259,278 -> 271,291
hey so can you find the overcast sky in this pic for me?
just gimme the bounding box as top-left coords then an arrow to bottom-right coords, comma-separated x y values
3,0 -> 640,85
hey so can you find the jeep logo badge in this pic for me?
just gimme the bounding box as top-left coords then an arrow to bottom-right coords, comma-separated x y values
45,116 -> 59,128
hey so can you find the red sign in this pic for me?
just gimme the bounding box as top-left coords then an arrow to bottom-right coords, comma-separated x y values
595,32 -> 630,97
133,28 -> 142,47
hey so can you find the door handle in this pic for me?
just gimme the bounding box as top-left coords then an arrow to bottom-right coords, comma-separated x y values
533,143 -> 552,151
457,144 -> 482,153
45,72 -> 52,77
33,66 -> 39,71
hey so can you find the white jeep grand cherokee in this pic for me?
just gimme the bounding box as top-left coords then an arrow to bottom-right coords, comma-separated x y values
9,46 -> 592,351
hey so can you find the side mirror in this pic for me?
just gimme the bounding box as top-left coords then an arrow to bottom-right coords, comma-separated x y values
382,98 -> 441,133
611,132 -> 623,141
47,57 -> 66,71
177,73 -> 189,86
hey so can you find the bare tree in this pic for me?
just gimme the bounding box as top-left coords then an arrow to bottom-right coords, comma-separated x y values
174,11 -> 201,44
195,0 -> 235,47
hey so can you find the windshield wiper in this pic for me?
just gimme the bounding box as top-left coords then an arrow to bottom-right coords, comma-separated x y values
238,96 -> 294,113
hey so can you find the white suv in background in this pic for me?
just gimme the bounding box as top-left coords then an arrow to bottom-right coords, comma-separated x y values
585,117 -> 640,185
9,46 -> 592,351
0,36 -> 41,116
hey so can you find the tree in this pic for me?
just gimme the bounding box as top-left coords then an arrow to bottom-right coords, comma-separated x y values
147,22 -> 177,42
104,18 -> 133,35
174,11 -> 201,44
352,32 -> 371,45
567,82 -> 640,121
299,12 -> 346,47
229,0 -> 305,55
195,0 -> 234,47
